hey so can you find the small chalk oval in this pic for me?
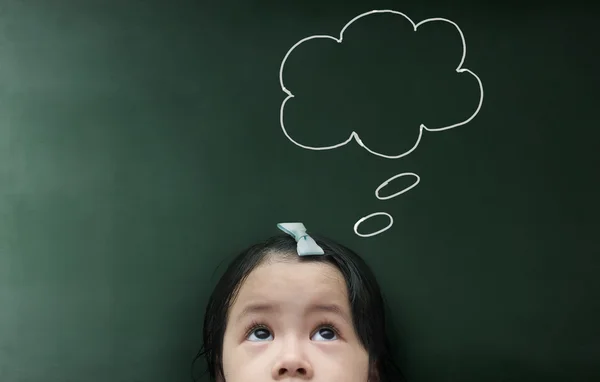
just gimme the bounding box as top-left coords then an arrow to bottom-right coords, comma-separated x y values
375,172 -> 420,200
354,212 -> 394,238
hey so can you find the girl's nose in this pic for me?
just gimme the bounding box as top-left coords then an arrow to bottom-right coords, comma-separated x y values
271,342 -> 314,380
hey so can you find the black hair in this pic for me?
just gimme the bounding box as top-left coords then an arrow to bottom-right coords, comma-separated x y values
192,233 -> 405,382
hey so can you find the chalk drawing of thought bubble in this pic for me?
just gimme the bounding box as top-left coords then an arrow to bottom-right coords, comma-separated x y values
279,9 -> 485,159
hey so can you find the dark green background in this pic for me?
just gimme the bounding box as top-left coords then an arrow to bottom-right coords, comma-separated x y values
1,1 -> 598,381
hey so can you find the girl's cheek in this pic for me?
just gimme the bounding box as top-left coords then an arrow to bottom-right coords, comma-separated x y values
242,341 -> 270,356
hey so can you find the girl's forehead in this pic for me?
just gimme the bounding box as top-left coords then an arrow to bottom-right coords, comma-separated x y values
250,259 -> 344,287
231,260 -> 350,311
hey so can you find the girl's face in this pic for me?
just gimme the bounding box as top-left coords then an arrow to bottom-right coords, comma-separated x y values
220,257 -> 372,381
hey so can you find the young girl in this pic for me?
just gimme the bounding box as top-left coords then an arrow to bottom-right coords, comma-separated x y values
194,222 -> 405,382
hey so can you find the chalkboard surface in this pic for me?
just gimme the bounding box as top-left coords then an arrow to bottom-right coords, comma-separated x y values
1,1 -> 598,381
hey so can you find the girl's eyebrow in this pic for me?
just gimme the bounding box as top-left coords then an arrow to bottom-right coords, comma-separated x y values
236,302 -> 351,325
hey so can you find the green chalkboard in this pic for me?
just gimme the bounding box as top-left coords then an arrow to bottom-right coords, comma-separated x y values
1,1 -> 598,381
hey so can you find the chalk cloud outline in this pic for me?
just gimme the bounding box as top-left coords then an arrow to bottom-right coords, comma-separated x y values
278,9 -> 485,160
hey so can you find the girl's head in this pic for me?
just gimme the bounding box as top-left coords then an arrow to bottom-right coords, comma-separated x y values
195,225 -> 404,382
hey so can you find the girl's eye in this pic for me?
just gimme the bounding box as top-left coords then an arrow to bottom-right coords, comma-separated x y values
247,327 -> 273,342
311,327 -> 338,341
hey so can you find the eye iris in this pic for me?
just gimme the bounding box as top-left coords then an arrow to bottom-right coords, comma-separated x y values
320,328 -> 335,340
254,328 -> 270,339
